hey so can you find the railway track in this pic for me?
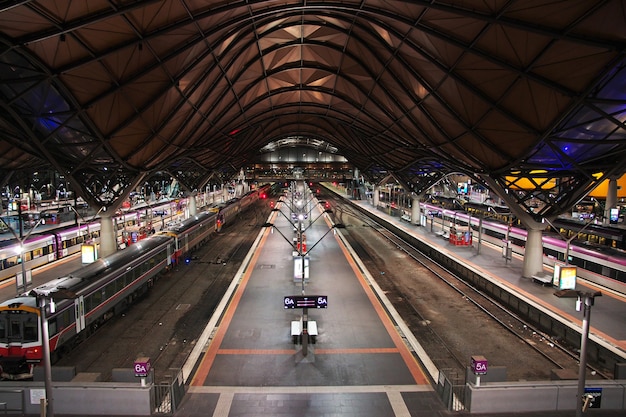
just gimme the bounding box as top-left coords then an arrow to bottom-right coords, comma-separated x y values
330,196 -> 610,382
54,205 -> 269,382
49,189 -> 608,384
149,232 -> 256,380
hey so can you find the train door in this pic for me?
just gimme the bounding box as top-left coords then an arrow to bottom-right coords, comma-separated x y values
182,233 -> 189,255
167,241 -> 173,266
54,233 -> 64,260
216,212 -> 224,232
172,235 -> 183,265
74,296 -> 85,333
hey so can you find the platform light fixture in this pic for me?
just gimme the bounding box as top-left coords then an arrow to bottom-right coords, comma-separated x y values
554,289 -> 602,417
0,217 -> 45,295
29,288 -> 77,417
263,189 -> 338,358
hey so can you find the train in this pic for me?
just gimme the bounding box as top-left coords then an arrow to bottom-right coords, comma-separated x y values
0,184 -> 270,379
428,196 -> 626,250
418,201 -> 626,293
0,197 -> 198,285
548,217 -> 626,251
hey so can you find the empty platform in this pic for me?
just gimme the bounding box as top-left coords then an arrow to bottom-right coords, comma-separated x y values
179,199 -> 438,416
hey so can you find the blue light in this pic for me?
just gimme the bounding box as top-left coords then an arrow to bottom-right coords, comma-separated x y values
39,116 -> 61,130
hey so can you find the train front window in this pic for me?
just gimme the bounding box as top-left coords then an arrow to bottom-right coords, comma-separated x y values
0,311 -> 39,342
10,320 -> 20,338
23,318 -> 37,342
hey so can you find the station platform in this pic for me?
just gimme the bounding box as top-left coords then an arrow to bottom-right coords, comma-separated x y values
333,189 -> 626,356
170,189 -> 626,417
176,200 -> 439,416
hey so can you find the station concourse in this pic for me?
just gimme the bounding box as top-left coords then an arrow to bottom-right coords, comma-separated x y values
0,3 -> 626,416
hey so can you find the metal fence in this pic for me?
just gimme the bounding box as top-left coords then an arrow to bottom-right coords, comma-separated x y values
153,369 -> 186,415
436,368 -> 466,411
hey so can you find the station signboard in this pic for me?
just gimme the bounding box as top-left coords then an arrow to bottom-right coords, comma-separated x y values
471,355 -> 488,375
134,357 -> 151,377
284,295 -> 328,309
584,387 -> 602,409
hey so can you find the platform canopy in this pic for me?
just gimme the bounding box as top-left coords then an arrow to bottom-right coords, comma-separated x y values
0,1 -> 625,218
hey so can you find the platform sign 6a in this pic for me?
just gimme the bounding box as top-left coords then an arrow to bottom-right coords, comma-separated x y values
284,295 -> 328,309
471,355 -> 488,375
134,357 -> 151,377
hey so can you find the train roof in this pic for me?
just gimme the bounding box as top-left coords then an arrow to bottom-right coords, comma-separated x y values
29,234 -> 172,296
553,218 -> 626,241
0,232 -> 55,251
463,201 -> 511,214
0,296 -> 37,308
54,223 -> 101,239
165,210 -> 215,233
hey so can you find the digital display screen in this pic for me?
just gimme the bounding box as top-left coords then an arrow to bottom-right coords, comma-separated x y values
284,295 -> 328,309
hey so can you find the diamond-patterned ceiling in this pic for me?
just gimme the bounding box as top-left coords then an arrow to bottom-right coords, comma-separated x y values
0,1 -> 625,216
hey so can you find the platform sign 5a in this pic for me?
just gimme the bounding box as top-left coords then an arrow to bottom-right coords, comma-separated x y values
284,295 -> 328,309
134,357 -> 151,377
471,355 -> 488,375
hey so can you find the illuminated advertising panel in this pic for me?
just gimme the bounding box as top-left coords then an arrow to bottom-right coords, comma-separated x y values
293,256 -> 310,282
81,244 -> 98,264
558,266 -> 577,290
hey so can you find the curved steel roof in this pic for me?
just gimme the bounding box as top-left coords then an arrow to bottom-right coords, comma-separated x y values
1,1 -> 625,217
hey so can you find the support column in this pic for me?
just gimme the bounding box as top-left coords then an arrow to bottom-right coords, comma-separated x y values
222,185 -> 229,201
522,227 -> 544,278
604,177 -> 618,224
481,176 -> 547,279
411,196 -> 421,225
373,186 -> 379,208
188,193 -> 197,216
99,214 -> 117,258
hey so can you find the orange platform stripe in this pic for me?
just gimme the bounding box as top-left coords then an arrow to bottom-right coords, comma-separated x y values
333,232 -> 430,385
190,223 -> 274,386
